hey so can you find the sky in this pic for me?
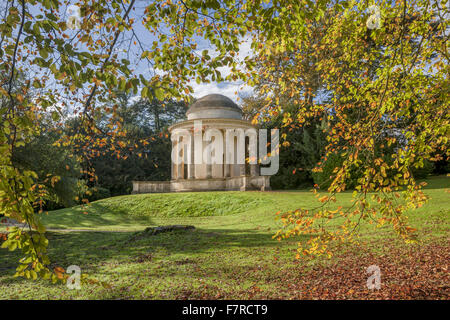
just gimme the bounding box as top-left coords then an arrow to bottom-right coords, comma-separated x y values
187,38 -> 254,104
121,1 -> 255,105
20,0 -> 257,115
140,36 -> 255,104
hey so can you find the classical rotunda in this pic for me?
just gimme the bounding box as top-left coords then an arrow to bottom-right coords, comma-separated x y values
132,94 -> 271,193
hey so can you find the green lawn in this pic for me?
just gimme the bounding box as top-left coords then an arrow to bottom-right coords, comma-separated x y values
0,175 -> 448,299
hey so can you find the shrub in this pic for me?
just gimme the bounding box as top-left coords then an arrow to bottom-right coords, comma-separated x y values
270,166 -> 313,190
87,187 -> 111,202
75,180 -> 111,203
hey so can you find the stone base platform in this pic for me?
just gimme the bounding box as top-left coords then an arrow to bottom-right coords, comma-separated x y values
132,176 -> 271,194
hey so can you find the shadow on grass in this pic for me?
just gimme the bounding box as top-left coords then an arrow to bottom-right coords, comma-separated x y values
41,202 -> 153,229
418,175 -> 450,189
0,227 -> 306,285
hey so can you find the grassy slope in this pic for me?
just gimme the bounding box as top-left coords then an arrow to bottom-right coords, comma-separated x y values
39,192 -> 276,231
0,175 -> 448,299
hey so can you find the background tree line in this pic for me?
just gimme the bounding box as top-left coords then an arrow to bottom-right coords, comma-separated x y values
242,95 -> 447,192
5,70 -> 447,214
12,88 -> 448,213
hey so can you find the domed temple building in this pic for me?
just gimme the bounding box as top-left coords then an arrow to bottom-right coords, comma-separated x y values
132,94 -> 272,193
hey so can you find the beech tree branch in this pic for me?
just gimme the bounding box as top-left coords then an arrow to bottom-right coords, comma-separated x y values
82,0 -> 136,116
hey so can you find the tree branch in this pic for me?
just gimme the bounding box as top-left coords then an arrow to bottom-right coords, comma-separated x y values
82,0 -> 136,116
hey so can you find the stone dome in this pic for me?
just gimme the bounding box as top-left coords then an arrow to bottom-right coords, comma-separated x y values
186,94 -> 242,120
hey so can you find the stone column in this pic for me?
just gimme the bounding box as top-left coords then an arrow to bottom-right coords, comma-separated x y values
187,132 -> 195,179
250,164 -> 258,176
204,128 -> 211,179
178,136 -> 185,180
224,156 -> 230,177
224,129 -> 230,177
171,156 -> 175,180
171,138 -> 177,180
206,148 -> 212,179
173,135 -> 183,180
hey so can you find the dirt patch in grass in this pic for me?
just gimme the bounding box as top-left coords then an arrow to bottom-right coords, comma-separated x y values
135,253 -> 153,263
128,225 -> 195,242
174,258 -> 196,266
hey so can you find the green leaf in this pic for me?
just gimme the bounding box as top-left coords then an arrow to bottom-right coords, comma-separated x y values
141,86 -> 148,98
30,270 -> 38,280
119,79 -> 126,91
39,48 -> 48,59
32,80 -> 42,88
154,88 -> 164,100
51,111 -> 59,121
8,242 -> 17,251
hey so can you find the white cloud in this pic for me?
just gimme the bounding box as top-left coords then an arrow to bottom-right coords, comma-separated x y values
190,81 -> 253,105
190,36 -> 255,105
138,37 -> 255,105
